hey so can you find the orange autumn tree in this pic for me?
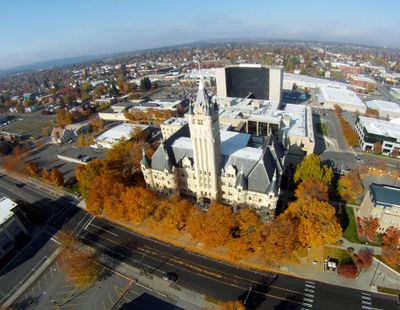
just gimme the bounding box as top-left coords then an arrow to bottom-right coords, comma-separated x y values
227,209 -> 264,261
188,203 -> 235,247
160,197 -> 192,232
261,216 -> 299,263
57,231 -> 102,288
86,174 -> 124,215
338,170 -> 363,203
283,197 -> 342,248
360,217 -> 379,242
121,186 -> 158,224
295,177 -> 329,201
25,162 -> 40,177
220,300 -> 245,310
382,226 -> 400,266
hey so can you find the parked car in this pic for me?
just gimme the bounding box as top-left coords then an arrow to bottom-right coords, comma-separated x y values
161,272 -> 178,283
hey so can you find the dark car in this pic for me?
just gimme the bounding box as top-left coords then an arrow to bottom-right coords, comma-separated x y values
15,183 -> 25,188
161,272 -> 178,283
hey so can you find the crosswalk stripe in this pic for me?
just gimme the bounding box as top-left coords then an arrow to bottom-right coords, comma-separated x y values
361,306 -> 372,310
361,296 -> 372,300
305,284 -> 315,288
361,292 -> 371,296
304,288 -> 315,293
304,293 -> 314,298
362,300 -> 372,305
303,297 -> 314,303
305,280 -> 315,284
302,302 -> 313,308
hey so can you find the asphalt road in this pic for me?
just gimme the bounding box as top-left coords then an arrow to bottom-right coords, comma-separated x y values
1,174 -> 398,309
80,217 -> 399,310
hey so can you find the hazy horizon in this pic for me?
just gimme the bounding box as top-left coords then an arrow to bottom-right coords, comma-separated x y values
1,0 -> 399,70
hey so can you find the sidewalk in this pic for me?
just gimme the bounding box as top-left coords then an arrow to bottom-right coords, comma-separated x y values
281,240 -> 399,293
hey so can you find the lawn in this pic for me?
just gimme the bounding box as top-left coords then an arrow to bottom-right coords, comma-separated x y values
340,206 -> 383,246
341,206 -> 360,243
1,119 -> 52,139
324,247 -> 353,264
316,122 -> 328,136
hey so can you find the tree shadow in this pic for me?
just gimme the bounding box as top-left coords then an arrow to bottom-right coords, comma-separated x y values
274,293 -> 304,309
237,276 -> 275,309
12,294 -> 41,310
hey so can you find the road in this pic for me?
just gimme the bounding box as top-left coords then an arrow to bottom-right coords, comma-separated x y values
0,175 -> 398,309
80,217 -> 399,310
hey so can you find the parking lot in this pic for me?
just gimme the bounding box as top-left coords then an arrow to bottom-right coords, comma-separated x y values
29,144 -> 107,179
115,282 -> 183,310
13,260 -> 132,310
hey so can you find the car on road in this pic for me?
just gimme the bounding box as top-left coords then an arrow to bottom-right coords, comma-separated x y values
15,183 -> 25,188
161,272 -> 178,283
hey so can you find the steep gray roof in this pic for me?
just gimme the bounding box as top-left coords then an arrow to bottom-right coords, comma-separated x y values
141,148 -> 151,168
151,143 -> 168,171
236,171 -> 248,190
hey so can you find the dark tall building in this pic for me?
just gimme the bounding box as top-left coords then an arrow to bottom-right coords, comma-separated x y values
216,64 -> 283,103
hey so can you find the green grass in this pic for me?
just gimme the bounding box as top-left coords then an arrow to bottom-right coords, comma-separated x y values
324,247 -> 353,264
316,122 -> 328,136
342,206 -> 360,243
340,206 -> 382,246
1,120 -> 53,139
65,183 -> 81,196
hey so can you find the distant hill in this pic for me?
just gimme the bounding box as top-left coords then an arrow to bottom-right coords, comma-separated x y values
0,55 -> 100,76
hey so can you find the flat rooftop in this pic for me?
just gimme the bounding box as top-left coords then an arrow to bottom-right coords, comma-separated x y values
94,123 -> 149,145
172,130 -> 262,161
284,73 -> 348,89
320,86 -> 365,108
366,100 -> 400,113
162,117 -> 188,126
358,116 -> 400,141
0,197 -> 17,224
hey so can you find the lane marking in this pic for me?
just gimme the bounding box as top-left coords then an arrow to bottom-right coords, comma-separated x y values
137,283 -> 153,291
80,234 -> 304,305
86,223 -> 119,237
83,228 -> 304,296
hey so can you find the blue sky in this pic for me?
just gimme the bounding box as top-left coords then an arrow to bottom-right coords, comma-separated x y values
0,0 -> 399,69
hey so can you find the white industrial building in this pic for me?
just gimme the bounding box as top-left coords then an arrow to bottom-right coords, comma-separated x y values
355,116 -> 400,155
283,73 -> 348,90
92,123 -> 149,149
365,100 -> 400,120
317,86 -> 366,113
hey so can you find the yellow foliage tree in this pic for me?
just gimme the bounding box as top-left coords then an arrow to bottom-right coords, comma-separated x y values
284,197 -> 342,248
